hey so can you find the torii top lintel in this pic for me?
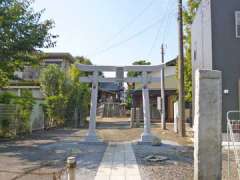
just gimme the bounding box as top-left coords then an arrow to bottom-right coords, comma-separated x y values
76,64 -> 164,72
77,64 -> 165,84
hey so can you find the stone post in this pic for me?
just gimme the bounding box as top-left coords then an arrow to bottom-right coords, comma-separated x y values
67,156 -> 76,180
140,71 -> 153,143
194,70 -> 222,180
135,108 -> 141,127
85,71 -> 100,142
174,101 -> 178,133
130,108 -> 135,128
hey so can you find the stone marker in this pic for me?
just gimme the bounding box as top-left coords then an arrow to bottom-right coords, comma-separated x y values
194,70 -> 222,180
152,136 -> 162,146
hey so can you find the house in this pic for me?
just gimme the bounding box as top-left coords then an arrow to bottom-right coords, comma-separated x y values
191,0 -> 240,131
97,82 -> 125,118
98,82 -> 124,103
1,52 -> 75,131
131,58 -> 178,123
14,52 -> 74,81
41,52 -> 74,72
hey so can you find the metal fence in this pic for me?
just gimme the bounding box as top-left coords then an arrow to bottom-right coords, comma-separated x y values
0,104 -> 18,136
97,102 -> 127,118
227,111 -> 240,179
0,103 -> 46,137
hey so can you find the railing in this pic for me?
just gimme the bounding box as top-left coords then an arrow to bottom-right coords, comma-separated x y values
227,111 -> 240,179
0,103 -> 46,137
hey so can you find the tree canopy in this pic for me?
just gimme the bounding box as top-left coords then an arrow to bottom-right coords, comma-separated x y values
0,0 -> 57,87
181,0 -> 200,102
127,60 -> 151,78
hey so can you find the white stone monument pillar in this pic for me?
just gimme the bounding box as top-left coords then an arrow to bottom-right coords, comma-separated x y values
85,71 -> 100,142
194,70 -> 222,180
140,72 -> 153,143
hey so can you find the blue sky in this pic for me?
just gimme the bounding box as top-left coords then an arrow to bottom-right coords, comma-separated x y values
34,0 -> 178,66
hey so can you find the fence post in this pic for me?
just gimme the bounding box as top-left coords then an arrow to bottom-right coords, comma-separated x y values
194,70 -> 222,180
67,156 -> 76,180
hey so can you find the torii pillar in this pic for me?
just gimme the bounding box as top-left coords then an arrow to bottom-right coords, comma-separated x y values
140,72 -> 153,143
85,71 -> 101,142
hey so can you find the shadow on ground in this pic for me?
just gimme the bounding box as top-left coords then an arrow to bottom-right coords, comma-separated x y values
0,129 -> 107,180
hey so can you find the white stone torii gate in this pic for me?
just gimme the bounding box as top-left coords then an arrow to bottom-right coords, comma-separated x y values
77,64 -> 165,143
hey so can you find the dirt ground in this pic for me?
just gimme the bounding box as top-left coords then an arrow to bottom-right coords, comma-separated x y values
95,117 -> 193,146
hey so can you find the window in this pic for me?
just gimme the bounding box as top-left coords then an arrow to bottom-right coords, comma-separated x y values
235,11 -> 240,38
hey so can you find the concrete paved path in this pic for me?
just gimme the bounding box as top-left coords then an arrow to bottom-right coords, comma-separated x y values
95,142 -> 141,180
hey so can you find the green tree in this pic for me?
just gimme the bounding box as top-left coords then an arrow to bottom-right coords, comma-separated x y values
39,65 -> 70,126
40,65 -> 68,96
14,89 -> 35,133
75,56 -> 92,65
127,60 -> 151,78
40,60 -> 92,128
65,58 -> 91,127
0,0 -> 57,87
180,0 -> 200,102
126,60 -> 151,109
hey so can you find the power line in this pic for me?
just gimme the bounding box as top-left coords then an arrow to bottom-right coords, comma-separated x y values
92,16 -> 165,57
162,7 -> 177,43
147,0 -> 175,56
104,0 -> 156,45
147,23 -> 162,57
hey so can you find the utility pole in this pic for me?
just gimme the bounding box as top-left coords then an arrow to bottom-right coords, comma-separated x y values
160,44 -> 166,130
178,0 -> 186,137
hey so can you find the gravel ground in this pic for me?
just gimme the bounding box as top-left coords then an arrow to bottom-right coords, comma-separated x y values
222,150 -> 239,180
133,142 -> 239,180
0,129 -> 107,180
132,142 -> 193,180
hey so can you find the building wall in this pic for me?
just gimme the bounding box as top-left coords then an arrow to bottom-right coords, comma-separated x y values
134,66 -> 177,90
14,57 -> 72,81
191,0 -> 213,128
212,0 -> 240,130
192,0 -> 240,131
191,0 -> 213,72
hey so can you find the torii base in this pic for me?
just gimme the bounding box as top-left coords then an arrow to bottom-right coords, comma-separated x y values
84,132 -> 102,143
138,133 -> 153,144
